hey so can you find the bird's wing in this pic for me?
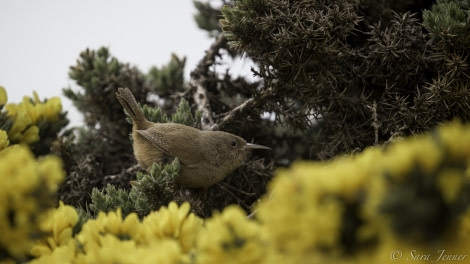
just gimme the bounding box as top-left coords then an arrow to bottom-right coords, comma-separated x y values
136,129 -> 172,156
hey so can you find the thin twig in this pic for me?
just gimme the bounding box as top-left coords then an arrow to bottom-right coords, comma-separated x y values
211,87 -> 273,131
211,98 -> 255,130
219,181 -> 256,196
103,164 -> 141,181
371,100 -> 379,145
217,183 -> 249,208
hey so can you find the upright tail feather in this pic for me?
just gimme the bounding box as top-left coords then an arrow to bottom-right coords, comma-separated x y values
116,87 -> 146,123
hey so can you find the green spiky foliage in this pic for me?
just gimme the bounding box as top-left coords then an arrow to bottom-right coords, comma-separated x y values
128,159 -> 180,216
147,54 -> 186,96
193,1 -> 230,37
219,0 -> 470,159
139,98 -> 202,128
31,112 -> 69,157
421,0 -> 470,123
89,184 -> 142,217
146,54 -> 187,113
70,157 -> 180,228
422,0 -> 470,84
64,47 -> 148,130
172,99 -> 203,127
88,183 -> 152,219
423,0 -> 470,41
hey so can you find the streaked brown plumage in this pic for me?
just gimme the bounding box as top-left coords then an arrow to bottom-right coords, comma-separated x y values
116,87 -> 269,188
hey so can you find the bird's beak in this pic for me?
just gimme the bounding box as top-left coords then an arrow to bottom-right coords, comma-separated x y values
246,143 -> 271,150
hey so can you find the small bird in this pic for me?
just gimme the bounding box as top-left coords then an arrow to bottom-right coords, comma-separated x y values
116,87 -> 270,188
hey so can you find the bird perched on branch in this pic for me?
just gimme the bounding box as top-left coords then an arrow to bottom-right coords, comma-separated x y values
116,87 -> 270,188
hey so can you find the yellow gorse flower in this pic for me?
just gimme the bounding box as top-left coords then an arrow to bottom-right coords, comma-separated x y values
0,129 -> 9,151
31,201 -> 79,258
0,145 -> 64,259
257,148 -> 383,258
0,85 -> 7,106
257,121 -> 470,262
43,97 -> 62,122
196,205 -> 266,264
141,201 -> 203,253
75,209 -> 143,263
2,88 -> 62,145
74,205 -> 189,264
77,209 -> 141,252
29,240 -> 76,264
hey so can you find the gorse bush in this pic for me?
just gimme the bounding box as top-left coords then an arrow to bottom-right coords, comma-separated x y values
0,87 -> 66,262
0,86 -> 68,155
220,0 -> 470,159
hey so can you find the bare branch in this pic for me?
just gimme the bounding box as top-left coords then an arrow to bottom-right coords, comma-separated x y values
211,98 -> 255,131
211,87 -> 273,131
190,32 -> 227,130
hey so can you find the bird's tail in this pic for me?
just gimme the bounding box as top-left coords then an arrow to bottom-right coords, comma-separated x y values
116,87 -> 146,123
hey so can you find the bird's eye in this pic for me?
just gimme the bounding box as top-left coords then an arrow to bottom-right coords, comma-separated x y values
230,141 -> 237,147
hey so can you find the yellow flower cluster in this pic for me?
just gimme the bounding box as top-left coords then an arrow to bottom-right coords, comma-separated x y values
140,201 -> 203,253
0,145 -> 64,260
0,86 -> 7,106
5,121 -> 470,263
258,121 -> 470,263
30,202 -> 200,263
258,147 -> 381,263
29,202 -> 269,264
1,86 -> 62,145
196,205 -> 266,264
30,201 -> 78,258
0,129 -> 9,151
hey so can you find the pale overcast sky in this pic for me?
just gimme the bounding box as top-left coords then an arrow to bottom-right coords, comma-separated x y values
0,1 -> 216,126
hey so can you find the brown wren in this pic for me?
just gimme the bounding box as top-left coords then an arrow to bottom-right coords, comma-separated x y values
115,87 -> 270,188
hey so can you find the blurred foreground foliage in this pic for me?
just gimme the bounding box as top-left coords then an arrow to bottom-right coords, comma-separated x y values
0,87 -> 66,262
2,100 -> 470,263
